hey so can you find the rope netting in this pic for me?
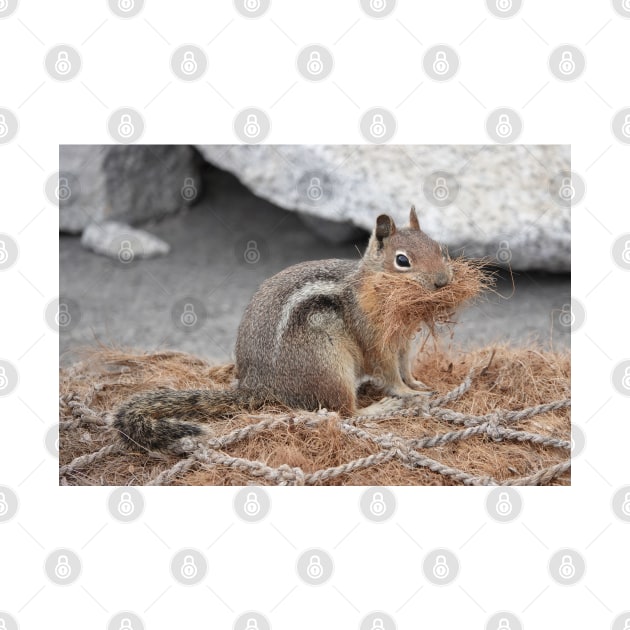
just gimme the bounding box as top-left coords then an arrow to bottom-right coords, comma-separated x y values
59,363 -> 571,487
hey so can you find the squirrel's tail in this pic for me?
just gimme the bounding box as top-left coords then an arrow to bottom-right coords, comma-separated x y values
113,388 -> 268,451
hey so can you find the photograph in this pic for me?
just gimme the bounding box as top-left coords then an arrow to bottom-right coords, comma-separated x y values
58,143 -> 571,486
2,2 -> 627,627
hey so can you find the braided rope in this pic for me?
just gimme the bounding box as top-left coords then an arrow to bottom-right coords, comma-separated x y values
59,442 -> 125,481
59,368 -> 571,486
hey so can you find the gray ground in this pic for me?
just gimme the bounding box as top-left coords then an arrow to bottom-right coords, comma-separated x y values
60,168 -> 571,366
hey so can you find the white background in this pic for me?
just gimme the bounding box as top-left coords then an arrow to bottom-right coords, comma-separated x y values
0,0 -> 629,628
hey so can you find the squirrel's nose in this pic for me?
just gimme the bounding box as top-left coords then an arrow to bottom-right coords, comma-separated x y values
434,272 -> 449,289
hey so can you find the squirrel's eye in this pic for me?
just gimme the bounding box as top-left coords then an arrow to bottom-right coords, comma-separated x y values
395,254 -> 410,268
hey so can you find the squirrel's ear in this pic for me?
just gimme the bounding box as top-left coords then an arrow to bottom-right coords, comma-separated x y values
409,205 -> 420,231
375,214 -> 396,246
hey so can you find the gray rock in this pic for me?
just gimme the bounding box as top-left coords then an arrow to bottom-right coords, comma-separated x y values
197,145 -> 570,271
59,145 -> 202,234
81,221 -> 170,260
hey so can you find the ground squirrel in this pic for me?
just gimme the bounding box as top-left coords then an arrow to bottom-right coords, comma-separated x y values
114,207 -> 453,450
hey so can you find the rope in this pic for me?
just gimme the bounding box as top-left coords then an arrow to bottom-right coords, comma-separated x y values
59,368 -> 571,487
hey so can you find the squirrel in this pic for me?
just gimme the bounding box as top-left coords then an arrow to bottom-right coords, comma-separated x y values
114,207 -> 453,451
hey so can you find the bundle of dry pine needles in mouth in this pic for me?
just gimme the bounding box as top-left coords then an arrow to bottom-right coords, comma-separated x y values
363,257 -> 496,348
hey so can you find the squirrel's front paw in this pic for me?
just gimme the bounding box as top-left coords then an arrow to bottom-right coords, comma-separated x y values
388,383 -> 434,398
404,378 -> 433,392
358,396 -> 404,417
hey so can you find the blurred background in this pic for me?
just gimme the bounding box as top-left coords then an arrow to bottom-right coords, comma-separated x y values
58,144 -> 571,365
